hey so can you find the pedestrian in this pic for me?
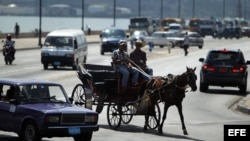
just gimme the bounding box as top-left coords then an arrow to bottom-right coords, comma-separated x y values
130,39 -> 153,80
86,24 -> 91,35
112,40 -> 140,94
14,22 -> 20,38
183,32 -> 189,56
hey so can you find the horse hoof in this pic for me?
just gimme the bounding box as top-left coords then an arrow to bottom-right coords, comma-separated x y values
143,125 -> 148,130
183,130 -> 188,135
158,129 -> 163,135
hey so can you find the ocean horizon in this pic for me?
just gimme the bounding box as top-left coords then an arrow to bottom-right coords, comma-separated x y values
0,15 -> 130,33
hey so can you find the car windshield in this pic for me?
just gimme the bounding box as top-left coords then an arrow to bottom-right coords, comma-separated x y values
19,84 -> 68,103
207,51 -> 244,65
44,36 -> 73,47
102,29 -> 126,38
133,31 -> 148,36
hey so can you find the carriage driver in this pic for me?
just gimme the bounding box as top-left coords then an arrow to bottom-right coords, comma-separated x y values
112,40 -> 140,93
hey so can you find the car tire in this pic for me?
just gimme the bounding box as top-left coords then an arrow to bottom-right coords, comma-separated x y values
239,80 -> 247,94
100,48 -> 104,55
21,120 -> 41,141
200,82 -> 208,92
159,45 -> 164,48
198,45 -> 203,49
43,64 -> 48,70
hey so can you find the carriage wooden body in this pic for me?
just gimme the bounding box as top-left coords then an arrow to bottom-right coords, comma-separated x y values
71,63 -> 161,129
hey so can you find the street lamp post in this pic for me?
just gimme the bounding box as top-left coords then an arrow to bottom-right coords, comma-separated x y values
113,0 -> 116,27
192,0 -> 195,18
81,0 -> 84,31
223,0 -> 225,18
38,0 -> 42,46
139,0 -> 141,16
178,0 -> 180,18
161,0 -> 163,19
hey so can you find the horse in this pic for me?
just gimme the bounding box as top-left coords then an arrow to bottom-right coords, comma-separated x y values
139,66 -> 197,135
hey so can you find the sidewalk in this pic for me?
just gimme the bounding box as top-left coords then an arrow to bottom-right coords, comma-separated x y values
0,35 -> 250,115
1,35 -> 100,50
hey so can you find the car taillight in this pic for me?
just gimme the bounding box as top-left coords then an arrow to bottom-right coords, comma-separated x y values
203,64 -> 215,72
232,66 -> 245,73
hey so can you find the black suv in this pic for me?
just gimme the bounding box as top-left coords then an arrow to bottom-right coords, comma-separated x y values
199,49 -> 250,94
99,27 -> 129,55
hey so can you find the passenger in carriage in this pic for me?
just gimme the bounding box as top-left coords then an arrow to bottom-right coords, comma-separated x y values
130,39 -> 153,80
112,40 -> 140,91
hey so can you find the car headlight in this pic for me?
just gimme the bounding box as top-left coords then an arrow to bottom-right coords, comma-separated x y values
45,115 -> 60,123
85,114 -> 98,123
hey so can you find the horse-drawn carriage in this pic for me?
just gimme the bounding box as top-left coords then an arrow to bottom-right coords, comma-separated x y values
70,63 -> 161,129
70,63 -> 197,135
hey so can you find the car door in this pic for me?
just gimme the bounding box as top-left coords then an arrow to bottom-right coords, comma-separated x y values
0,84 -> 16,130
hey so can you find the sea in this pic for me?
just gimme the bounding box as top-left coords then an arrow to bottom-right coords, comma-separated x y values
0,15 -> 130,33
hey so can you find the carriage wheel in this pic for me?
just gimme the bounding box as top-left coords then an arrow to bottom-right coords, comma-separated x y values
145,103 -> 161,129
107,103 -> 121,129
95,93 -> 106,114
121,105 -> 134,124
71,84 -> 92,110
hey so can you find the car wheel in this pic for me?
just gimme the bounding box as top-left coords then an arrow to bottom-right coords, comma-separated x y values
159,45 -> 164,48
43,64 -> 48,70
73,132 -> 93,141
20,120 -> 41,141
239,80 -> 247,95
100,48 -> 104,55
198,45 -> 203,49
200,82 -> 208,92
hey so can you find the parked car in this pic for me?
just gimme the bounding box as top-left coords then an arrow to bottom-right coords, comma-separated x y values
99,27 -> 129,55
130,30 -> 149,48
168,31 -> 204,49
0,78 -> 99,141
144,31 -> 175,48
199,49 -> 250,94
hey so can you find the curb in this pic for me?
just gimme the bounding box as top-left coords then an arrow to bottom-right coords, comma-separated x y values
237,94 -> 250,115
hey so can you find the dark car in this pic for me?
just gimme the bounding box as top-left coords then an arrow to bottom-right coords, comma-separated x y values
199,49 -> 250,94
99,27 -> 129,55
0,78 -> 99,141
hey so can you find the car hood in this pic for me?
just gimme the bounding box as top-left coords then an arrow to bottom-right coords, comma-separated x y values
20,103 -> 95,114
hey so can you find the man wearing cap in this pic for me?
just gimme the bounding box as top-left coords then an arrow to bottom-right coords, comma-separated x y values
112,40 -> 140,91
130,39 -> 153,79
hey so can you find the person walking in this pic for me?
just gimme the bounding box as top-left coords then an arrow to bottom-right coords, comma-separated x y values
183,32 -> 189,56
14,22 -> 20,38
130,39 -> 153,80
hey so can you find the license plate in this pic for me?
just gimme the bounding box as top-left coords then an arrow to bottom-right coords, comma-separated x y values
219,68 -> 227,72
53,61 -> 60,66
68,127 -> 80,135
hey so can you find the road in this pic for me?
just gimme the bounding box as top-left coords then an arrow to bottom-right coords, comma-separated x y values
0,37 -> 250,141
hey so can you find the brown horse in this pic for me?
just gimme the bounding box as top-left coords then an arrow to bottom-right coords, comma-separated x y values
140,67 -> 197,135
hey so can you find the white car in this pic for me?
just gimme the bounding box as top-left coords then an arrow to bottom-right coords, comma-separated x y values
144,31 -> 176,48
168,23 -> 183,34
168,31 -> 204,49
